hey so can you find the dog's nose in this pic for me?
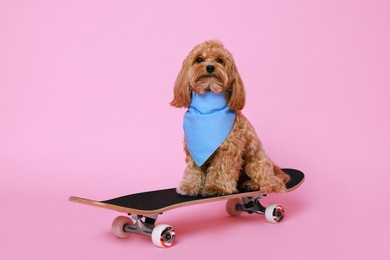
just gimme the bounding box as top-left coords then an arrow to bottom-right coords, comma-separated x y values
206,65 -> 215,74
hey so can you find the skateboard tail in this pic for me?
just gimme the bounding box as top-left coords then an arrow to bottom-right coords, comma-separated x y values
68,196 -> 150,215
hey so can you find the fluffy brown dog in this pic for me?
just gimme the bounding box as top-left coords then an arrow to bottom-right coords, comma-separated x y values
171,40 -> 290,197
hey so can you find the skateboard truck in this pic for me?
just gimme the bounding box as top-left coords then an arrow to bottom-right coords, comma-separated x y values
123,214 -> 158,236
226,195 -> 285,223
111,214 -> 176,248
240,195 -> 268,214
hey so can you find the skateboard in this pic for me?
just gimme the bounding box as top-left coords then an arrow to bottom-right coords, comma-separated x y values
69,168 -> 304,248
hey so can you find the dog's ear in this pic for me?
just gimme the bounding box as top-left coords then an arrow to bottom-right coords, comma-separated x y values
170,58 -> 191,108
227,61 -> 245,111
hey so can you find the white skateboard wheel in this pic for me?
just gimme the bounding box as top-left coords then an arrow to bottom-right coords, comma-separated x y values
151,224 -> 176,248
226,198 -> 243,217
111,216 -> 133,239
265,204 -> 285,223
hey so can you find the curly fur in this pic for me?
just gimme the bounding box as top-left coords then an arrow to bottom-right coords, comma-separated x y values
171,40 -> 290,196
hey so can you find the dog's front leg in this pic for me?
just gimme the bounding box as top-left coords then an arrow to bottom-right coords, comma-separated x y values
176,148 -> 205,196
202,140 -> 242,196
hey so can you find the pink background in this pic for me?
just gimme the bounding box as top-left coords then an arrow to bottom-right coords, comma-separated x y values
1,0 -> 389,259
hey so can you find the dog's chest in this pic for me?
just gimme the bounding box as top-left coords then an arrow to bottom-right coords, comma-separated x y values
183,92 -> 236,167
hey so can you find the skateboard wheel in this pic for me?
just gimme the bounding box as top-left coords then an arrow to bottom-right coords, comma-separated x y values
265,204 -> 285,223
151,224 -> 176,248
111,216 -> 133,239
226,198 -> 243,217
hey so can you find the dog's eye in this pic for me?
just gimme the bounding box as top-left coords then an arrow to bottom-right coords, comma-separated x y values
216,58 -> 224,64
196,57 -> 204,63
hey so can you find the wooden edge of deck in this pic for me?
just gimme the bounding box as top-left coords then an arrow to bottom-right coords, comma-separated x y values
69,190 -> 262,215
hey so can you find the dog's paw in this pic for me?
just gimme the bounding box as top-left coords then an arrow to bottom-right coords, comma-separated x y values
176,184 -> 201,197
240,180 -> 286,194
240,180 -> 261,192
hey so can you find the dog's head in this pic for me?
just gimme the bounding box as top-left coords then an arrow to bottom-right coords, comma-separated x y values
170,40 -> 245,110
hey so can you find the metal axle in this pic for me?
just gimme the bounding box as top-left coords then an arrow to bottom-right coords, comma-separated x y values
239,195 -> 267,215
123,214 -> 159,237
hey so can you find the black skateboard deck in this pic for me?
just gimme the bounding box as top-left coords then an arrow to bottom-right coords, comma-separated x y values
69,168 -> 304,248
69,168 -> 304,215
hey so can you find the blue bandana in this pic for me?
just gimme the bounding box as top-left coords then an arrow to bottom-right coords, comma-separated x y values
183,92 -> 236,166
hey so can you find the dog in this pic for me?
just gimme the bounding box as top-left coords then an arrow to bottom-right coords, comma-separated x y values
171,40 -> 290,197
